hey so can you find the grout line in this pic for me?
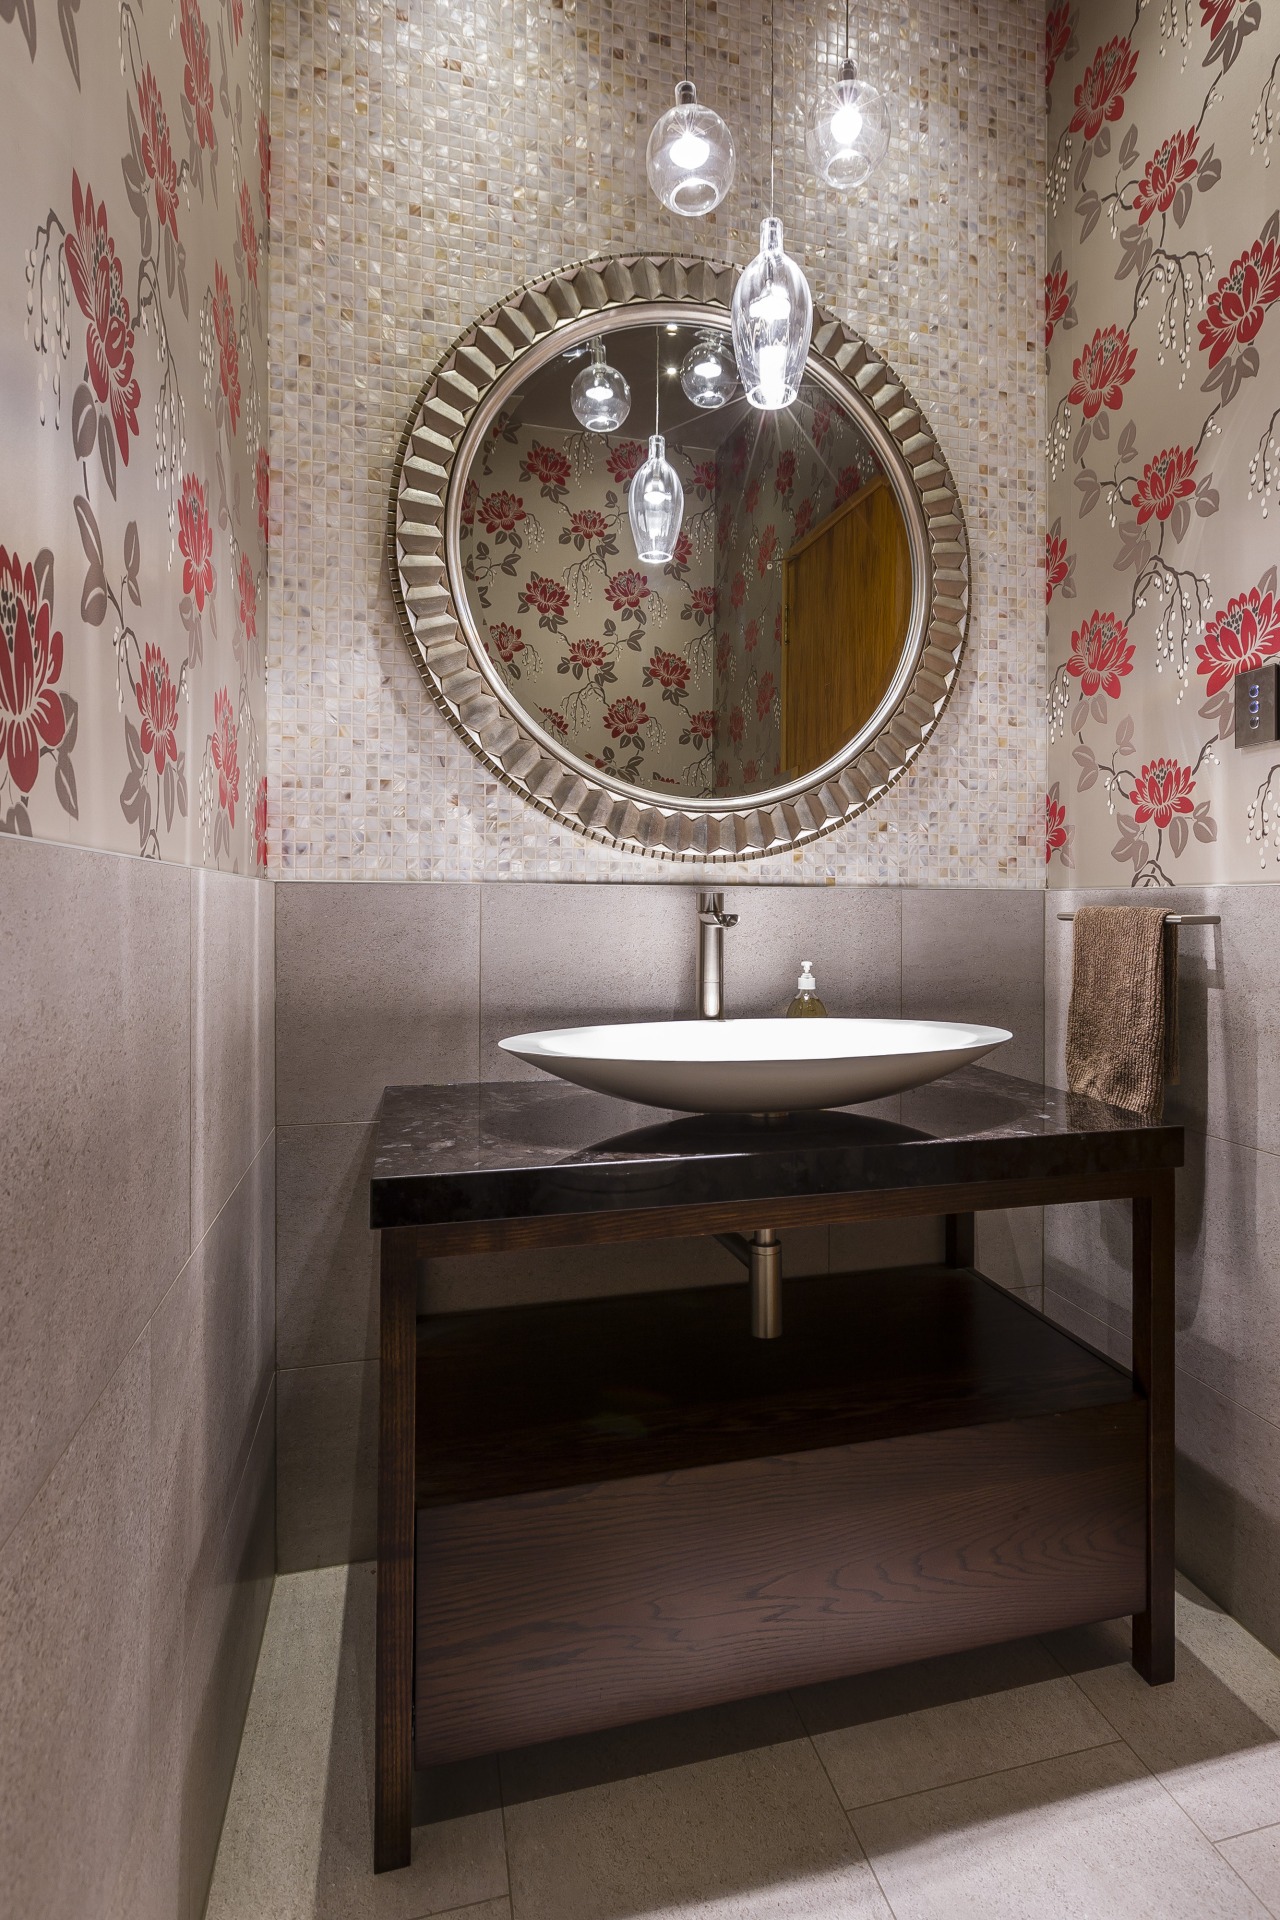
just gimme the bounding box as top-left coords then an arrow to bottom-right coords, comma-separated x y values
837,1735 -> 1128,1821
793,1696 -> 902,1920
1116,1735 -> 1279,1912
496,1748 -> 515,1919
1216,1818 -> 1280,1846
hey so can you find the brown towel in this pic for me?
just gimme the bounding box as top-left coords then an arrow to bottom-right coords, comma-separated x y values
1066,906 -> 1179,1117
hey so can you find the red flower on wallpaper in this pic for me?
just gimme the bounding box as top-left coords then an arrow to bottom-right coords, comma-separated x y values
744,476 -> 762,517
1133,128 -> 1198,225
730,570 -> 746,610
1198,234 -> 1280,369
238,180 -> 259,289
668,530 -> 693,571
1045,264 -> 1071,347
1068,326 -> 1136,418
1045,787 -> 1070,865
603,695 -> 650,742
254,775 -> 268,871
228,0 -> 244,42
65,173 -> 142,464
256,447 -> 270,546
519,573 -> 571,621
135,643 -> 178,777
605,441 -> 645,488
1196,586 -> 1280,695
605,569 -> 650,612
1129,757 -> 1195,829
728,706 -> 744,746
487,622 -> 525,664
138,66 -> 180,239
213,263 -> 242,434
539,705 -> 569,737
687,710 -> 716,745
258,112 -> 271,218
182,0 -> 216,153
567,507 -> 608,543
566,636 -> 606,671
743,617 -> 761,654
1046,529 -> 1071,604
715,632 -> 731,674
237,553 -> 258,648
1069,36 -> 1137,143
521,442 -> 571,494
691,459 -> 717,493
774,449 -> 797,497
1201,0 -> 1242,38
689,586 -> 717,623
1066,610 -> 1134,698
756,671 -> 777,722
211,688 -> 240,824
645,648 -> 690,693
835,464 -> 865,505
1132,446 -> 1197,524
757,526 -> 778,576
178,474 -> 214,609
793,497 -> 815,542
811,400 -> 833,447
478,490 -> 526,534
0,546 -> 65,795
1045,4 -> 1074,91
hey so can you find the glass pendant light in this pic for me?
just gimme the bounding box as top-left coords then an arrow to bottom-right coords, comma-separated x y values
629,339 -> 684,563
806,0 -> 890,191
679,328 -> 738,409
570,337 -> 631,433
731,21 -> 812,412
646,4 -> 735,217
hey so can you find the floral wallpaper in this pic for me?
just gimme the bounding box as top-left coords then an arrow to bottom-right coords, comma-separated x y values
459,420 -> 720,795
0,0 -> 269,870
713,391 -> 882,792
1046,0 -> 1280,884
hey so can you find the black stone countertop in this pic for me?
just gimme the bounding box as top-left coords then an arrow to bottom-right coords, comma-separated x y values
369,1067 -> 1183,1231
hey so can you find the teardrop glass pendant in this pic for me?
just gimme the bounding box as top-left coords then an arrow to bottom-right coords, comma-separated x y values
570,337 -> 632,433
679,328 -> 738,409
628,434 -> 685,564
806,57 -> 890,190
646,80 -> 736,217
731,217 -> 813,411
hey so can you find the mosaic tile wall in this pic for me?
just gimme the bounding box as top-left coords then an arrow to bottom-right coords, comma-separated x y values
268,0 -> 1045,883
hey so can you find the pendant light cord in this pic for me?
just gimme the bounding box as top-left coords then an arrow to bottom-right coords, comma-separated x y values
654,331 -> 660,437
769,7 -> 775,214
845,0 -> 851,61
684,0 -> 689,84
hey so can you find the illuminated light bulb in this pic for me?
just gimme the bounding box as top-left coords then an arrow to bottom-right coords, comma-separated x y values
679,327 -> 738,408
570,337 -> 631,433
731,217 -> 812,411
628,433 -> 684,563
646,80 -> 736,217
806,57 -> 890,191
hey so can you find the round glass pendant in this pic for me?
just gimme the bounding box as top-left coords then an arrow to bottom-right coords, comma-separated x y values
646,80 -> 736,217
628,434 -> 685,563
570,338 -> 632,433
806,58 -> 890,191
679,328 -> 738,409
731,217 -> 813,411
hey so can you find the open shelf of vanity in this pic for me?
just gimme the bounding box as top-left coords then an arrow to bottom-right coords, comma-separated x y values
369,1071 -> 1180,1872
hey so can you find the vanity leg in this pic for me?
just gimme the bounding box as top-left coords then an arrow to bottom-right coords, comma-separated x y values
1131,1172 -> 1175,1686
375,1228 -> 417,1872
944,1212 -> 976,1268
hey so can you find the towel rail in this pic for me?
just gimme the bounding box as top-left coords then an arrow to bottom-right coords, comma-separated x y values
1055,911 -> 1219,925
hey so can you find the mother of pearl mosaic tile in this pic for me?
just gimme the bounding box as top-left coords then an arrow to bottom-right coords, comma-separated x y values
267,0 -> 1045,882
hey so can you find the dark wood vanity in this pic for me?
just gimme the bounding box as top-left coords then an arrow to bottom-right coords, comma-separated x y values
369,1069 -> 1180,1872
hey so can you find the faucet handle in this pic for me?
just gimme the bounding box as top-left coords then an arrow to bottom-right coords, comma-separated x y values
697,890 -> 738,929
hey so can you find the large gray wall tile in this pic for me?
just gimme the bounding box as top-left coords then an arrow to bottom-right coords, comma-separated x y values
193,871 -> 275,1244
0,838 -> 190,1546
1175,886 -> 1280,1156
276,1362 -> 378,1573
903,888 -> 1045,1083
1177,1369 -> 1280,1658
276,881 -> 480,1123
1176,1134 -> 1280,1428
277,1123 -> 378,1368
716,885 -> 901,1019
0,1336 -> 150,1920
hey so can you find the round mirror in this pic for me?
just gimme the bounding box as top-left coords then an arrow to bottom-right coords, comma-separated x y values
390,257 -> 968,862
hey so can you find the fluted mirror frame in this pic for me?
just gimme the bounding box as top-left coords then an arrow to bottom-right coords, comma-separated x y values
388,255 -> 970,863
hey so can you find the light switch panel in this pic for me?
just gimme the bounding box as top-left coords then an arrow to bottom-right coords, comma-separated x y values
1234,664 -> 1280,746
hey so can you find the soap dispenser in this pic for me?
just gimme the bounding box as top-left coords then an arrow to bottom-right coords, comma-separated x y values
787,960 -> 828,1018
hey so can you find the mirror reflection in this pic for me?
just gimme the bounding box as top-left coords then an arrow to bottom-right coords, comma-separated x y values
456,318 -> 913,801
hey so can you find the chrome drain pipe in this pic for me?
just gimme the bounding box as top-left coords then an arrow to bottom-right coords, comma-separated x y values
716,1228 -> 782,1339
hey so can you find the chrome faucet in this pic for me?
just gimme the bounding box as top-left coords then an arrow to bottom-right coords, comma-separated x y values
696,891 -> 738,1020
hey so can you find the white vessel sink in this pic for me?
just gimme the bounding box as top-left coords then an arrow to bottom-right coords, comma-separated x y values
499,1017 -> 1012,1115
